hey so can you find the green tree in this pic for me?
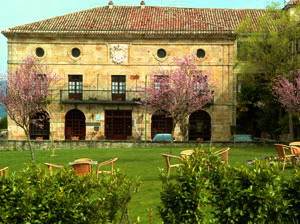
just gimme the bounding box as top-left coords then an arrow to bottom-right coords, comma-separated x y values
0,117 -> 7,129
236,4 -> 300,140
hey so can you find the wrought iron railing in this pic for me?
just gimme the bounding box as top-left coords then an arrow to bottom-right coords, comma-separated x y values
59,89 -> 144,103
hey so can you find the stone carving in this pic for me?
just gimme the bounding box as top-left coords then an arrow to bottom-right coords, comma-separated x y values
110,44 -> 128,64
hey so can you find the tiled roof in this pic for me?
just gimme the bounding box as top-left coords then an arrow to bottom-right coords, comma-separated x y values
2,6 -> 267,37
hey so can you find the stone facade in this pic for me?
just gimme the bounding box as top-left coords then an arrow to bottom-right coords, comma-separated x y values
5,36 -> 236,141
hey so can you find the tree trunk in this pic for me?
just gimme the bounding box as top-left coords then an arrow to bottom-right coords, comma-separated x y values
288,110 -> 294,142
178,117 -> 189,141
25,130 -> 35,162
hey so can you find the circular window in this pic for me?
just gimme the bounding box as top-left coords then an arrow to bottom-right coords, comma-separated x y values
72,48 -> 81,57
197,49 -> 206,58
36,47 -> 45,57
157,49 -> 167,58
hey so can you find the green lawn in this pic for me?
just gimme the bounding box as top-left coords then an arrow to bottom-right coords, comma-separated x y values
0,145 -> 286,223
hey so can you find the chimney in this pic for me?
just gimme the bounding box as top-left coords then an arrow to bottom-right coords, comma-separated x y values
108,1 -> 113,8
140,1 -> 145,9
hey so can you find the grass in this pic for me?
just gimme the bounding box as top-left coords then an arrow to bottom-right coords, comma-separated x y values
0,145 -> 291,223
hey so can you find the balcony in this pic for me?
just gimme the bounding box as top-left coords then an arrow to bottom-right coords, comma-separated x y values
59,90 -> 143,105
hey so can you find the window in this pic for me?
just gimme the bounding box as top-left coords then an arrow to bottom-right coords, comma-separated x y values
196,49 -> 206,58
157,49 -> 167,58
72,48 -> 81,57
154,75 -> 169,90
68,75 -> 83,100
30,111 -> 50,140
111,75 -> 126,101
36,47 -> 45,57
193,75 -> 208,94
37,74 -> 47,95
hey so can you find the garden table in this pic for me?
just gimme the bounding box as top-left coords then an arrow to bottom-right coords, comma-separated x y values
180,149 -> 195,158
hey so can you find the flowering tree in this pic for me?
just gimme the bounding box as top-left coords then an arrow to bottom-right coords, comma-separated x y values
272,70 -> 300,120
141,55 -> 215,140
0,56 -> 60,161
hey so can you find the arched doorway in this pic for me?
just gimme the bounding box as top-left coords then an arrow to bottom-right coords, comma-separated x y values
189,110 -> 211,141
65,109 -> 86,140
151,111 -> 173,139
30,111 -> 50,140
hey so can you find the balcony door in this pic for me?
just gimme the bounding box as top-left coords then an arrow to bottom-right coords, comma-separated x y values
112,75 -> 126,101
68,75 -> 83,100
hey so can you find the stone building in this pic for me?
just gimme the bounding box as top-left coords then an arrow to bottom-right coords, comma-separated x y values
1,2 -> 277,141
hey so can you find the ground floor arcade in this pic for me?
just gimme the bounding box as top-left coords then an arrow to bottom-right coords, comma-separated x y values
8,104 -> 234,141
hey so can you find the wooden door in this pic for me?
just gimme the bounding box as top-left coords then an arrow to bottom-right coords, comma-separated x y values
189,110 -> 211,141
105,110 -> 132,140
151,112 -> 173,139
65,109 -> 86,140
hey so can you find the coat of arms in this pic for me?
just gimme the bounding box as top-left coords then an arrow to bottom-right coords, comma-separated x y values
110,44 -> 128,64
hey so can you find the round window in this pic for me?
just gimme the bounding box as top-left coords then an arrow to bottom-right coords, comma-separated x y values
157,49 -> 167,58
36,47 -> 45,57
72,48 -> 81,57
197,49 -> 206,58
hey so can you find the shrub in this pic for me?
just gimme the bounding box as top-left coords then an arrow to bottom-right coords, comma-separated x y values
158,147 -> 224,223
159,147 -> 286,223
211,161 -> 284,224
281,166 -> 300,223
0,164 -> 139,223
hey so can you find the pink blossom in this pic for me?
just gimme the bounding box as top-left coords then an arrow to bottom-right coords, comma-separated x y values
272,70 -> 300,117
140,55 -> 215,139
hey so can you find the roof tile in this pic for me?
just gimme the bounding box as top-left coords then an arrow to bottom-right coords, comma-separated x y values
3,6 -> 268,36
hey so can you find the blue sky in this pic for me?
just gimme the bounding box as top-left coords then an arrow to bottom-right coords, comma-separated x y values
0,0 -> 283,74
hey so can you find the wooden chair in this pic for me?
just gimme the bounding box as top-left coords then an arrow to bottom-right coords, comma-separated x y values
0,167 -> 8,177
96,158 -> 118,179
71,162 -> 92,176
215,148 -> 230,164
161,154 -> 184,176
274,144 -> 297,170
44,163 -> 65,175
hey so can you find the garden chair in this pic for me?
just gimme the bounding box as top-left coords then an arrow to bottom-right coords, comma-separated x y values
274,144 -> 297,170
0,167 -> 8,177
161,154 -> 184,176
44,163 -> 65,175
71,162 -> 92,176
96,158 -> 118,179
215,147 -> 230,164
